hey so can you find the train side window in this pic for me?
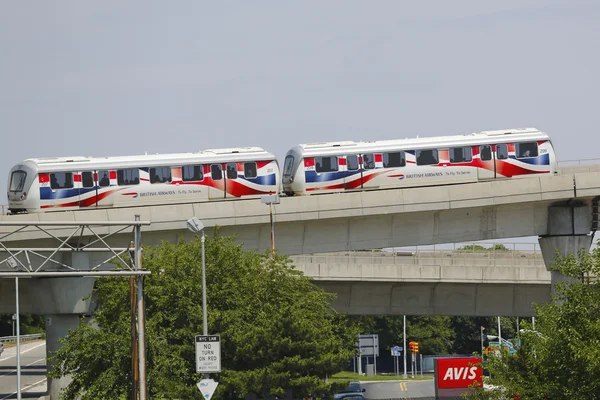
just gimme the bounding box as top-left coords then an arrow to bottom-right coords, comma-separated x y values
211,164 -> 223,180
182,165 -> 204,181
50,172 -> 74,189
416,149 -> 439,166
98,170 -> 110,187
283,155 -> 295,177
480,145 -> 492,161
150,166 -> 171,184
226,163 -> 238,179
81,172 -> 94,188
347,155 -> 359,171
450,147 -> 472,163
117,169 -> 140,185
516,142 -> 538,158
315,156 -> 338,173
244,162 -> 257,178
362,153 -> 376,169
496,144 -> 509,160
383,151 -> 406,168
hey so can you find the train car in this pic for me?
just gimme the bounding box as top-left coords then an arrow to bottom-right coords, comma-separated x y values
282,127 -> 557,196
7,147 -> 279,213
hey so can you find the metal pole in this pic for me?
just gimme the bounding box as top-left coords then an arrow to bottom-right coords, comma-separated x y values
12,318 -> 14,337
201,230 -> 209,379
497,316 -> 502,353
269,202 -> 275,257
135,216 -> 147,400
403,315 -> 407,379
532,316 -> 536,330
420,354 -> 423,378
411,352 -> 414,378
15,277 -> 21,400
130,274 -> 138,400
481,326 -> 484,359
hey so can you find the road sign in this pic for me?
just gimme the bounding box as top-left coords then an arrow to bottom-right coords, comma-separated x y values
357,334 -> 379,356
195,335 -> 221,373
392,350 -> 401,356
197,379 -> 218,400
391,346 -> 402,351
12,314 -> 16,320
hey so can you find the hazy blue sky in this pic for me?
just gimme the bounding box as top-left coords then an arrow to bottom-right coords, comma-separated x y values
1,1 -> 599,202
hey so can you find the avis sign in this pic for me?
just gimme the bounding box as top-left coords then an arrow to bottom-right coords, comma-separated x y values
196,335 -> 221,373
434,357 -> 482,397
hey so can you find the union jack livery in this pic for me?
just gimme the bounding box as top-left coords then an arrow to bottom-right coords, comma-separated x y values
282,127 -> 557,195
7,147 -> 279,213
7,127 -> 557,213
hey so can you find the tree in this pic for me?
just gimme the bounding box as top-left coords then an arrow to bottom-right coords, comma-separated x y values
465,246 -> 600,399
49,233 -> 358,399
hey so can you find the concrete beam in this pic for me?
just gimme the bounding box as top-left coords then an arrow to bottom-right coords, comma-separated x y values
318,281 -> 549,317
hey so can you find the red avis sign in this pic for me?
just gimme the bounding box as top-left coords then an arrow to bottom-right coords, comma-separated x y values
434,357 -> 482,394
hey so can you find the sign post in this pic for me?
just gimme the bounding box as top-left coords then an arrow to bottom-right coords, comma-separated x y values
195,335 -> 221,374
391,346 -> 402,376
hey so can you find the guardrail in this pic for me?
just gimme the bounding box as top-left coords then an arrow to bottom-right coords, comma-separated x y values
289,243 -> 545,267
0,334 -> 43,343
557,158 -> 600,166
0,205 -> 7,216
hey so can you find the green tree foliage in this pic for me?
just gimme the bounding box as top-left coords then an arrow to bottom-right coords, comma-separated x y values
49,234 -> 358,399
457,244 -> 509,252
465,247 -> 600,399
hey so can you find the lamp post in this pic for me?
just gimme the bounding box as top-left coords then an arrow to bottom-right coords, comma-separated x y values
261,194 -> 280,256
480,326 -> 485,359
187,217 -> 209,378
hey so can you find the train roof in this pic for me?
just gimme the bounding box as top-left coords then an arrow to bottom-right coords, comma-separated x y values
291,127 -> 550,157
16,147 -> 276,173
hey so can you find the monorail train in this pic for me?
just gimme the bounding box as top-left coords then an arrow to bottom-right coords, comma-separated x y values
281,127 -> 556,195
7,147 -> 279,213
6,127 -> 557,213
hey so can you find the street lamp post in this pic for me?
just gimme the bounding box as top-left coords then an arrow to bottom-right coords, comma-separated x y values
261,195 -> 280,256
481,326 -> 485,359
187,217 -> 209,379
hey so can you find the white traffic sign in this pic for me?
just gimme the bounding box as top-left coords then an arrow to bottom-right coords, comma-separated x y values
196,335 -> 221,373
12,314 -> 17,320
197,379 -> 218,400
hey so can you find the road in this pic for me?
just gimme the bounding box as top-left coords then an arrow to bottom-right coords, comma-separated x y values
0,341 -> 47,399
361,379 -> 434,399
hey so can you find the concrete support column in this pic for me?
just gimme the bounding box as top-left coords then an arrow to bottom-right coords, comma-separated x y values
45,252 -> 92,400
538,203 -> 592,294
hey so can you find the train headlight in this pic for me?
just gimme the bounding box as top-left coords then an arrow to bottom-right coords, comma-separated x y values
20,192 -> 27,200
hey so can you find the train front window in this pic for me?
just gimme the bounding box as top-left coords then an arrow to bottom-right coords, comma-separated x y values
283,155 -> 294,177
516,142 -> 538,158
9,171 -> 26,192
244,162 -> 257,178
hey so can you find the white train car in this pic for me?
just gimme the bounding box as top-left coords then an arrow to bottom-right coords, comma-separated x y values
7,147 -> 279,213
282,127 -> 557,196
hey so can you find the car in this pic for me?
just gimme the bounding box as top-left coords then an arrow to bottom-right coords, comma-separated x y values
333,381 -> 365,399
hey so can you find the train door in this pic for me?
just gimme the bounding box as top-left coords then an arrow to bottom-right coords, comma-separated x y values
208,164 -> 225,199
360,153 -> 379,189
224,162 -> 238,198
80,170 -> 114,207
477,145 -> 496,179
344,154 -> 361,190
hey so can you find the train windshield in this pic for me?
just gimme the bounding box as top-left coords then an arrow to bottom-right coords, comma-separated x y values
283,155 -> 294,177
9,170 -> 27,192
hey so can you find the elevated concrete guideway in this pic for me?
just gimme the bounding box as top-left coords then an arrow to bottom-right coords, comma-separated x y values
0,167 -> 599,256
291,246 -> 551,316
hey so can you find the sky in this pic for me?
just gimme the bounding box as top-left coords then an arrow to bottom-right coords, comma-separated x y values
1,1 -> 599,211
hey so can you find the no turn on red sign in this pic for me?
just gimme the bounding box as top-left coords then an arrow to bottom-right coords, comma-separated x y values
195,335 -> 221,374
